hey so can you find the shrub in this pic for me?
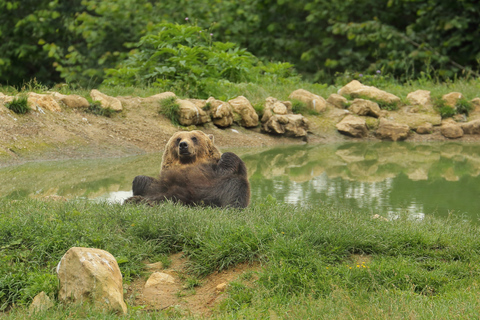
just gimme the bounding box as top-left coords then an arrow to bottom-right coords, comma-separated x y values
5,96 -> 30,114
103,22 -> 296,98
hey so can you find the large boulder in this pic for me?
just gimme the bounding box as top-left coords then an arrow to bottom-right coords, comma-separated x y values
375,118 -> 410,141
51,92 -> 90,109
338,80 -> 401,105
56,247 -> 127,314
90,89 -> 123,111
177,99 -> 210,126
288,89 -> 327,113
206,97 -> 234,128
228,96 -> 259,127
440,120 -> 463,139
348,99 -> 381,118
461,119 -> 480,135
336,115 -> 368,138
28,92 -> 62,112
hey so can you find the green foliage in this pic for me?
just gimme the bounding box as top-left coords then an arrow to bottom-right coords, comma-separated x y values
103,22 -> 296,98
252,103 -> 264,117
5,96 -> 30,114
85,101 -> 116,118
2,0 -> 480,87
158,96 -> 180,125
291,99 -> 319,115
456,98 -> 473,116
433,96 -> 473,118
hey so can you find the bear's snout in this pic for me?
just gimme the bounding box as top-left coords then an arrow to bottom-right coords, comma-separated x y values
178,140 -> 193,156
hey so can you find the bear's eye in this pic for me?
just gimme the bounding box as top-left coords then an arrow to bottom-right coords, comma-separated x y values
191,136 -> 198,143
176,138 -> 181,145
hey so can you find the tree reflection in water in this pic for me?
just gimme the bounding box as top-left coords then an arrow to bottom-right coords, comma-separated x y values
1,142 -> 480,222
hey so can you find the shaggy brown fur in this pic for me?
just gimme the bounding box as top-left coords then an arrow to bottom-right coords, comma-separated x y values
125,131 -> 250,208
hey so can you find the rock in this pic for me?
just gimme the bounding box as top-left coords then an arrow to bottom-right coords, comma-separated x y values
288,89 -> 327,112
338,80 -> 400,104
206,97 -> 234,128
453,113 -> 467,122
338,80 -> 401,105
142,92 -> 176,104
336,115 -> 368,138
440,120 -> 463,139
145,272 -> 176,288
216,282 -> 228,294
51,92 -> 90,109
263,114 -> 309,137
177,99 -> 210,126
228,96 -> 259,127
406,90 -> 434,112
327,93 -> 348,109
461,119 -> 480,134
387,109 -> 441,130
348,99 -> 381,118
28,92 -> 62,112
337,80 -> 364,96
29,291 -> 54,313
261,97 -> 289,122
56,247 -> 127,314
442,92 -> 463,108
0,92 -> 14,105
90,89 -> 123,111
407,90 -> 431,106
416,122 -> 434,134
375,118 -> 410,141
471,98 -> 480,113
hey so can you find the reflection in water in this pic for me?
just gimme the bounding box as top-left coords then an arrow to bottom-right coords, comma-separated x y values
1,142 -> 480,222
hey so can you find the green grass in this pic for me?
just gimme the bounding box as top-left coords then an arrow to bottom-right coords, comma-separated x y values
5,96 -> 30,114
2,199 -> 480,318
85,101 -> 116,117
158,96 -> 180,125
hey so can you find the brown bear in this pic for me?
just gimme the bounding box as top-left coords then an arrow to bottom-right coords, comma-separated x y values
125,130 -> 250,208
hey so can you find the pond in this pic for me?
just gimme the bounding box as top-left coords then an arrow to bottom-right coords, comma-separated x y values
1,142 -> 480,223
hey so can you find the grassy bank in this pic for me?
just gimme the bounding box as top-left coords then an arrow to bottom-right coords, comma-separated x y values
1,199 -> 480,318
3,74 -> 480,107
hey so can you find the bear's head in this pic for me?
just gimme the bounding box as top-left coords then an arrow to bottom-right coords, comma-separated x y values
160,130 -> 222,170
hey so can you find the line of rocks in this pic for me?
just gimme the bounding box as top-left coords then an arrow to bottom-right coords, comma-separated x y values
2,80 -> 480,141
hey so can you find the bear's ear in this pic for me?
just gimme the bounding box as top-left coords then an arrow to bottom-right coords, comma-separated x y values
208,134 -> 214,143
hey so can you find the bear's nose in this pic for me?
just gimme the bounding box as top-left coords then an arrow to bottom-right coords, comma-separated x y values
179,141 -> 188,149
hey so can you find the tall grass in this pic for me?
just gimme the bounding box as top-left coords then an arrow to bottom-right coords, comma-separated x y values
2,199 -> 480,318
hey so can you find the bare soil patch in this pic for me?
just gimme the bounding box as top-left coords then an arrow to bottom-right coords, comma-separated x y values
125,252 -> 260,317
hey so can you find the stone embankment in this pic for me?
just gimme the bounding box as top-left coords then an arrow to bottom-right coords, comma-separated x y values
2,80 -> 480,161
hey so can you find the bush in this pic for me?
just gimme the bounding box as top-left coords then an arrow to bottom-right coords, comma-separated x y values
103,22 -> 296,98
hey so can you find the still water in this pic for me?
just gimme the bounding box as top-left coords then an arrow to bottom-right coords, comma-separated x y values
1,142 -> 480,222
